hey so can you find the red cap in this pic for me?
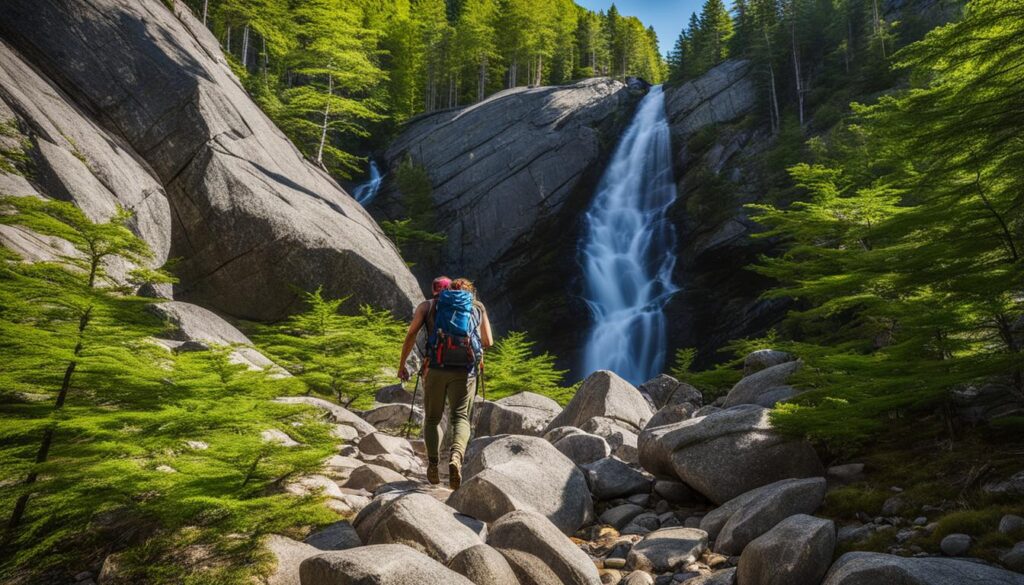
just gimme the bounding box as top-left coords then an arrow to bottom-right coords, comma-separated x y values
432,277 -> 452,296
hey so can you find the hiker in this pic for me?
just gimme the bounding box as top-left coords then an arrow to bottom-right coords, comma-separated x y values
397,277 -> 493,489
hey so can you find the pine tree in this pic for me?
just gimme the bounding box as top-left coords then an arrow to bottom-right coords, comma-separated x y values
483,331 -> 570,403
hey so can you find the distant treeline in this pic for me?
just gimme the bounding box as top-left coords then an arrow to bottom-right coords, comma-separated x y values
180,0 -> 666,178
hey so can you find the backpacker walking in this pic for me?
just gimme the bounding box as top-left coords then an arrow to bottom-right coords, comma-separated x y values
398,277 -> 493,489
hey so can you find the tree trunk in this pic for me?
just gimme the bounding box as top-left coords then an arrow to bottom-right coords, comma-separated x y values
790,22 -> 804,127
226,25 -> 231,53
872,0 -> 887,58
242,24 -> 250,69
7,306 -> 92,530
202,0 -> 209,26
316,74 -> 332,169
478,55 -> 486,102
763,25 -> 781,134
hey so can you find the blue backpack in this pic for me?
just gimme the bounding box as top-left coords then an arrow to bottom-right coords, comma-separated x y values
427,290 -> 482,370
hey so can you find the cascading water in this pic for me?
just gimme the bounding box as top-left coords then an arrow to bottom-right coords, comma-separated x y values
579,85 -> 679,385
352,160 -> 383,205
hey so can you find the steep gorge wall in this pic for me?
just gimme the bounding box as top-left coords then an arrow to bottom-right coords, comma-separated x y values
373,78 -> 643,367
0,0 -> 421,320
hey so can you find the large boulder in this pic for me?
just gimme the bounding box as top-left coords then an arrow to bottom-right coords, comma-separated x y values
300,544 -> 476,585
0,40 -> 171,266
0,0 -> 421,321
365,493 -> 484,563
274,396 -> 377,438
580,457 -> 652,500
626,527 -> 708,573
664,60 -> 757,137
474,392 -> 562,437
487,510 -> 601,585
742,349 -> 795,376
639,375 -> 702,410
265,535 -> 321,585
448,435 -> 593,535
448,544 -> 521,585
638,404 -> 823,504
822,552 -> 1024,585
700,477 -> 827,555
552,432 -> 610,465
580,417 -> 641,463
736,514 -> 835,585
545,371 -> 654,434
147,301 -> 282,372
722,360 -> 802,408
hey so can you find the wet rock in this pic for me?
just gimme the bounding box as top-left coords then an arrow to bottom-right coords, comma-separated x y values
300,544 -> 475,584
626,527 -> 708,573
545,371 -> 654,434
449,435 -> 593,535
639,404 -> 823,504
700,477 -> 827,555
487,509 -> 601,585
736,514 -> 835,585
822,551 -> 1024,585
474,391 -> 563,437
581,457 -> 653,500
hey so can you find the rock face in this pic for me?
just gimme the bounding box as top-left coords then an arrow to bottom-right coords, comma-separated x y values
300,544 -> 476,585
638,404 -> 823,504
487,510 -> 602,585
545,371 -> 654,434
448,435 -> 593,535
0,0 -> 421,321
822,551 -> 1024,585
736,514 -> 835,585
474,392 -> 563,437
661,59 -> 789,368
375,78 -> 640,367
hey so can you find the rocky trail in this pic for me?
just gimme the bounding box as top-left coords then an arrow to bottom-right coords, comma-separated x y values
93,312 -> 1021,585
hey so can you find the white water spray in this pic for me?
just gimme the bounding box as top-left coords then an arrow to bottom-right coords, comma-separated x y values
580,85 -> 678,385
353,160 -> 383,205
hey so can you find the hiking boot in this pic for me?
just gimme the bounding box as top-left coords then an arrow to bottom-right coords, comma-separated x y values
427,460 -> 440,485
448,454 -> 463,490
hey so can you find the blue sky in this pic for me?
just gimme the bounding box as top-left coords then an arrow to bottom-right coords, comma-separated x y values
576,0 -> 705,56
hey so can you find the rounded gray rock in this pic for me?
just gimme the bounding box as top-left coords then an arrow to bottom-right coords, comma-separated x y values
626,527 -> 708,573
736,514 -> 835,585
554,432 -> 611,465
487,510 -> 601,585
939,533 -> 971,556
822,551 -> 1024,585
447,543 -> 521,585
300,544 -> 476,585
581,457 -> 653,500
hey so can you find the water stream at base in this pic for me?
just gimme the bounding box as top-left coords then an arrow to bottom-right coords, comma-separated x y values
352,160 -> 383,206
579,85 -> 679,385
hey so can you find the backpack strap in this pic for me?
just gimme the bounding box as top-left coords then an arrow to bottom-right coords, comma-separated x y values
425,299 -> 438,338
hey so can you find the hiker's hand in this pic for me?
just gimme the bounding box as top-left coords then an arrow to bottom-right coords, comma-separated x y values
397,365 -> 410,382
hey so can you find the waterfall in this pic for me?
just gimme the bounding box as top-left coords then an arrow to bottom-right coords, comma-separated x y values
353,160 -> 383,206
579,85 -> 679,385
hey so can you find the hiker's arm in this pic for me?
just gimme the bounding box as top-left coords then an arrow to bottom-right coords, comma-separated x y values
398,302 -> 428,381
480,306 -> 494,349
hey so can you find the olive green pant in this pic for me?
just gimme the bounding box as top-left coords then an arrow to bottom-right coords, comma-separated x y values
422,368 -> 477,464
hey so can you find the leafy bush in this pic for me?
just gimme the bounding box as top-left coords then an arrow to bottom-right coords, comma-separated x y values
249,288 -> 406,410
0,198 -> 335,584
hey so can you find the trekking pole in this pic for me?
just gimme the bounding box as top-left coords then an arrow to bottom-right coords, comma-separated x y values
404,369 -> 421,439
